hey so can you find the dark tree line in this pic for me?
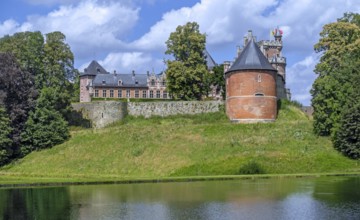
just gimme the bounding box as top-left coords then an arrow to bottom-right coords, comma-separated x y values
0,31 -> 78,165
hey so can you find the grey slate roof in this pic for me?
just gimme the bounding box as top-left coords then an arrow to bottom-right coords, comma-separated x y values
81,60 -> 109,76
226,38 -> 276,74
93,73 -> 148,88
204,49 -> 217,70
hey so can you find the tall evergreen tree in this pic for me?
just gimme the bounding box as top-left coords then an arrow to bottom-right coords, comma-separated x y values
165,22 -> 210,100
21,87 -> 70,154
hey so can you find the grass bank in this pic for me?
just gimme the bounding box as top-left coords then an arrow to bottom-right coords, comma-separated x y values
0,101 -> 359,184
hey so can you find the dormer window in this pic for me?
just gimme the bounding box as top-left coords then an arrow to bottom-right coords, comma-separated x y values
135,80 -> 138,85
97,68 -> 101,74
151,79 -> 155,86
102,80 -> 106,84
118,80 -> 122,86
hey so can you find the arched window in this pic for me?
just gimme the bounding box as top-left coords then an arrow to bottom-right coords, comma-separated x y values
255,93 -> 264,97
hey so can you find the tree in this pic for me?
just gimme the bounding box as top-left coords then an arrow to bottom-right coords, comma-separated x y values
21,87 -> 70,154
311,13 -> 360,136
0,108 -> 12,165
165,22 -> 210,100
0,31 -> 44,89
0,31 -> 77,120
0,53 -> 37,157
333,102 -> 360,159
211,64 -> 226,100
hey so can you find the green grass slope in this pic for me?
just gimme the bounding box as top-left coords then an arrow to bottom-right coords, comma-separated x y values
1,101 -> 359,181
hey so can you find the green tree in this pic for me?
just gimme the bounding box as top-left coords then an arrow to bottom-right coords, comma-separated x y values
21,87 -> 69,154
165,22 -> 210,100
333,102 -> 360,159
0,53 -> 37,157
0,31 -> 44,89
0,108 -> 12,165
311,13 -> 360,136
211,64 -> 225,100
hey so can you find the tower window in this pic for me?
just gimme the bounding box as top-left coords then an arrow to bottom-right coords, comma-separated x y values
257,74 -> 261,82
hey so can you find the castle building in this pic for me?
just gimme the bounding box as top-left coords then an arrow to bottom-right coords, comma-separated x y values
225,31 -> 281,122
80,50 -> 217,102
79,61 -> 168,102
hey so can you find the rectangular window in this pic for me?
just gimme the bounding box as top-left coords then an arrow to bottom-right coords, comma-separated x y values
118,89 -> 122,98
102,90 -> 106,98
135,90 -> 139,98
162,80 -> 166,86
110,89 -> 114,98
95,89 -> 99,97
156,90 -> 160,98
126,89 -> 130,98
142,90 -> 147,98
163,91 -> 167,99
150,90 -> 154,98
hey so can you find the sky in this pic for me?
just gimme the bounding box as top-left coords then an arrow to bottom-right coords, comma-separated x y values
0,0 -> 359,105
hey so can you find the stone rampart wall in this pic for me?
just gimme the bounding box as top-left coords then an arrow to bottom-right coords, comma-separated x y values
71,101 -> 224,128
72,101 -> 127,128
128,101 -> 224,118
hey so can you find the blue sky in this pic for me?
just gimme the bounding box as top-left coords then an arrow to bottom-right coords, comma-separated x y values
0,0 -> 359,105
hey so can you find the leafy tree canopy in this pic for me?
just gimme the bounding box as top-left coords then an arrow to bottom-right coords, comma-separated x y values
311,12 -> 360,136
0,108 -> 12,165
165,22 -> 210,100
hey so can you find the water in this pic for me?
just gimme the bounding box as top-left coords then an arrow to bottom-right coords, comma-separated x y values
0,176 -> 359,219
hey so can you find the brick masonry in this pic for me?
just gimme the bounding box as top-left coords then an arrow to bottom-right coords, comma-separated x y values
226,70 -> 277,122
72,100 -> 224,128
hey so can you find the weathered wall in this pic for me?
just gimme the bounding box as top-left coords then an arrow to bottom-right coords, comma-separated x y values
226,70 -> 277,122
72,101 -> 127,128
71,101 -> 224,128
128,101 -> 224,118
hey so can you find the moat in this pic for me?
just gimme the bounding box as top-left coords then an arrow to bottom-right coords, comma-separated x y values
0,176 -> 359,219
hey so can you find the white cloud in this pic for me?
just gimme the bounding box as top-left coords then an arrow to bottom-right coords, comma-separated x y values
79,52 -> 164,74
0,0 -> 139,62
287,53 -> 319,105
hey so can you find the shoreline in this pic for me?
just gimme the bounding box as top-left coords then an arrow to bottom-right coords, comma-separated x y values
1,172 -> 359,188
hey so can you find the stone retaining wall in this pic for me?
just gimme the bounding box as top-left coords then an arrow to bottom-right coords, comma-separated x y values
72,101 -> 127,128
128,101 -> 224,118
71,101 -> 224,128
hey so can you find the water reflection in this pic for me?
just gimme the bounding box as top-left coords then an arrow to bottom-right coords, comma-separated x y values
0,176 -> 359,219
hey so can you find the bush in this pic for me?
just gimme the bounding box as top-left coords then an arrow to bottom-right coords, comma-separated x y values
238,161 -> 265,174
333,103 -> 360,159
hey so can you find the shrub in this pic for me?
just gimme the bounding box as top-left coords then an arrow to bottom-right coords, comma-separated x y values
333,103 -> 360,159
238,161 -> 265,174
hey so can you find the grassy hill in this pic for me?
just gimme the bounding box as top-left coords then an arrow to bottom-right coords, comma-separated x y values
0,101 -> 359,183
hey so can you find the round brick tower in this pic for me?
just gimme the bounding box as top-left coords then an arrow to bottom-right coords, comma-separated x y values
225,38 -> 278,123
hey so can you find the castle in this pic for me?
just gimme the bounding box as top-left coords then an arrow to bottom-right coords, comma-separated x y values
225,29 -> 290,122
79,50 -> 217,103
79,29 -> 290,122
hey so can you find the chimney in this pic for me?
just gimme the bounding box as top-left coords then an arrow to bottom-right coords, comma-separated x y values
223,61 -> 231,73
147,71 -> 150,76
132,70 -> 135,77
113,70 -> 117,76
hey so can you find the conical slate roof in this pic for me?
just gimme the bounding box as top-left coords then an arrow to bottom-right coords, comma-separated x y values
226,38 -> 276,74
204,49 -> 217,70
81,60 -> 109,76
